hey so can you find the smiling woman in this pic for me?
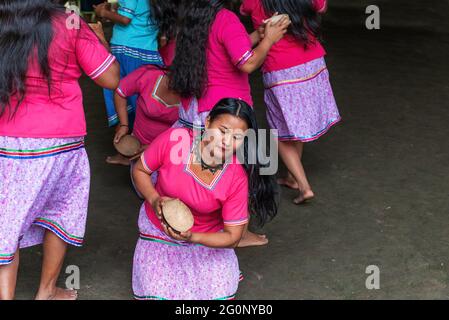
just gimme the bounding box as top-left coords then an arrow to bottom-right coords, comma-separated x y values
131,98 -> 278,300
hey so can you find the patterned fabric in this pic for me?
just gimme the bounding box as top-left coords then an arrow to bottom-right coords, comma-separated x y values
263,57 -> 341,142
132,204 -> 242,300
174,97 -> 209,130
0,136 -> 90,265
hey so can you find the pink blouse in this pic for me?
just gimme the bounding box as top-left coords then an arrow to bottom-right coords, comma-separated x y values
182,9 -> 254,113
141,128 -> 249,233
116,66 -> 179,145
241,0 -> 327,73
0,15 -> 115,138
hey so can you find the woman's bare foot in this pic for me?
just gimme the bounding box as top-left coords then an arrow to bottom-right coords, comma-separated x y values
238,231 -> 269,248
293,189 -> 315,205
277,177 -> 299,190
106,153 -> 130,166
35,287 -> 78,300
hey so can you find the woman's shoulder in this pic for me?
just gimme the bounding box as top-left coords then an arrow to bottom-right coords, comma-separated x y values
216,8 -> 241,23
135,65 -> 166,80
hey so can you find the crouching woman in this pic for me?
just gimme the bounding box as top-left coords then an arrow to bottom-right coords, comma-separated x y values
131,98 -> 278,300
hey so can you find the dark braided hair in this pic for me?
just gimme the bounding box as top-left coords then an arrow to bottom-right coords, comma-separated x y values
0,0 -> 65,119
262,0 -> 323,46
169,0 -> 233,99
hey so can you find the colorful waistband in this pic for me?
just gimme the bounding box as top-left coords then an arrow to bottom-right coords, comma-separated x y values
134,293 -> 237,300
265,66 -> 327,89
111,45 -> 163,64
139,232 -> 194,247
178,118 -> 205,130
0,140 -> 84,160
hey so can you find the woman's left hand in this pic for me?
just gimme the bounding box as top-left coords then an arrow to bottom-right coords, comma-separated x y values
161,223 -> 193,242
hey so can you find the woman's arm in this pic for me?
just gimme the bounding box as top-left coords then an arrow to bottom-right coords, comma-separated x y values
239,17 -> 290,74
133,158 -> 161,209
163,224 -> 246,249
113,92 -> 130,142
249,30 -> 261,47
93,61 -> 120,90
133,157 -> 173,217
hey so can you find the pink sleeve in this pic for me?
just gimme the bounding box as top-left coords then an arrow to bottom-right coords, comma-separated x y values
141,128 -> 172,173
240,0 -> 255,16
141,128 -> 190,173
116,67 -> 146,98
217,11 -> 254,67
75,20 -> 116,80
314,0 -> 327,13
222,168 -> 249,227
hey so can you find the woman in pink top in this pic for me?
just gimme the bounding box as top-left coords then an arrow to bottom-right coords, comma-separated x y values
132,98 -> 279,300
113,64 -> 180,193
169,0 -> 289,247
241,0 -> 341,204
169,0 -> 291,130
0,1 -> 119,300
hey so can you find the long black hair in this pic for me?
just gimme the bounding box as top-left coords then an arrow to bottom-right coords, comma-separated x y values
0,0 -> 63,118
208,98 -> 279,226
169,0 -> 232,99
150,0 -> 182,41
261,0 -> 322,46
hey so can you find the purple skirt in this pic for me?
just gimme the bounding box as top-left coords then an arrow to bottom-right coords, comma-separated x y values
0,136 -> 90,265
263,57 -> 341,142
132,204 -> 242,300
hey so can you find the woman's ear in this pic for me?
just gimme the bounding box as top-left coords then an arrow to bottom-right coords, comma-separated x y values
205,117 -> 211,129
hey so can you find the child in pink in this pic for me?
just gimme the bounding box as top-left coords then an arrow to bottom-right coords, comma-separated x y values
241,0 -> 341,204
0,2 -> 119,300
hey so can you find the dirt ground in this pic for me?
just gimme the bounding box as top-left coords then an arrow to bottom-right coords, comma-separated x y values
13,0 -> 449,299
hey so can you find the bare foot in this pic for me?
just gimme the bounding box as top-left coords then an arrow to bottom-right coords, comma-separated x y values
106,153 -> 130,166
277,177 -> 299,190
237,231 -> 269,248
35,287 -> 78,300
293,190 -> 315,205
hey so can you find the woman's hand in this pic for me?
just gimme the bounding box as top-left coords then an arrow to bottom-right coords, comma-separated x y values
263,14 -> 291,45
161,223 -> 193,242
93,2 -> 111,19
151,196 -> 174,221
114,125 -> 129,144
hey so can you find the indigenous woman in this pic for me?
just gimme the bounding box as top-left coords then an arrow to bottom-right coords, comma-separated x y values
169,0 -> 291,130
132,98 -> 278,300
169,0 -> 289,246
0,1 -> 119,300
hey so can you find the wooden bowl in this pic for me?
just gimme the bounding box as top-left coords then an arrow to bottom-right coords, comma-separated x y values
162,199 -> 194,233
114,135 -> 141,157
